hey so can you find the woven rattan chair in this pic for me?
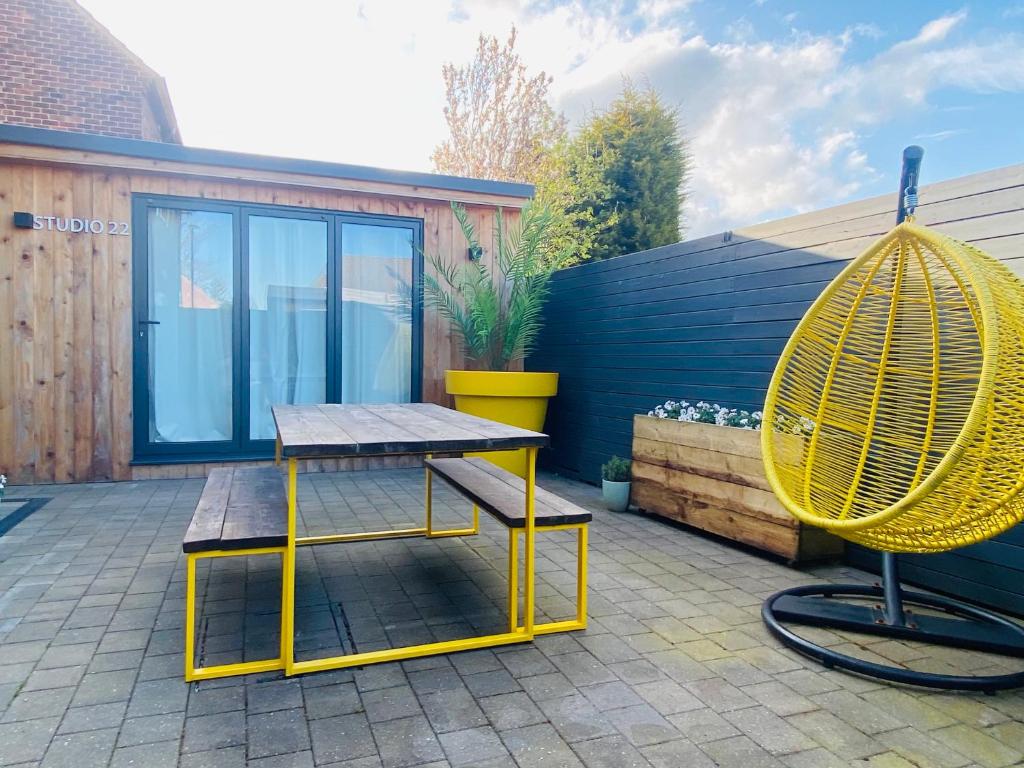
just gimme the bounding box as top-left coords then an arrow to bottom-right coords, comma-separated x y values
760,147 -> 1024,691
762,221 -> 1024,553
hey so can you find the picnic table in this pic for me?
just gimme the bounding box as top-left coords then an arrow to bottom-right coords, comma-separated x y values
272,402 -> 559,676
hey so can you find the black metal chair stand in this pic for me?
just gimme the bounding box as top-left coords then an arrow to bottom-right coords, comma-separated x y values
762,554 -> 1024,692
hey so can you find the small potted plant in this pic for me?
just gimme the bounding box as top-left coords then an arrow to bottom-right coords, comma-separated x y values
601,456 -> 632,512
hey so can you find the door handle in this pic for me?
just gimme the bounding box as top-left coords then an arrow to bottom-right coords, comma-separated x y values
139,320 -> 161,325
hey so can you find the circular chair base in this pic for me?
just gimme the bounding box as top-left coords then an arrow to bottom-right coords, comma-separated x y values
763,584 -> 1024,692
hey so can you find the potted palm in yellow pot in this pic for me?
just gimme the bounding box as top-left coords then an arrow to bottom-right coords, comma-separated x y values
425,202 -> 560,477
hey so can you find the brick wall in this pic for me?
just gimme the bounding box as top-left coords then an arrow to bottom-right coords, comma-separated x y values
0,0 -> 179,141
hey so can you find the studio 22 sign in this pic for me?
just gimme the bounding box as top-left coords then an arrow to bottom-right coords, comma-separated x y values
12,211 -> 130,236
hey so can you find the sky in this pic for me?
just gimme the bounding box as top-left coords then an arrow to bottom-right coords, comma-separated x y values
79,0 -> 1024,238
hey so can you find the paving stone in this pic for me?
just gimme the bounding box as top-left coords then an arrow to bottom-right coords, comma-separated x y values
186,684 -> 244,716
501,722 -> 584,768
810,690 -> 907,735
699,734 -> 785,768
249,750 -> 316,768
578,680 -> 644,712
537,693 -> 617,743
779,747 -> 850,768
126,678 -> 187,717
439,725 -> 510,766
21,666 -> 86,692
109,740 -> 179,768
2,687 -> 75,723
550,651 -> 618,687
604,703 -> 679,747
666,707 -> 741,743
247,679 -> 304,714
361,684 -> 422,723
420,687 -> 488,734
57,701 -> 127,734
724,705 -> 818,755
632,678 -> 703,716
0,716 -> 60,765
641,738 -> 716,768
929,724 -> 1023,768
462,669 -> 521,698
684,677 -> 756,712
478,691 -> 545,731
877,728 -> 972,768
496,647 -> 556,678
743,681 -> 818,717
303,682 -> 363,720
248,708 -> 311,760
182,710 -> 246,753
570,734 -> 651,768
788,710 -> 885,761
71,669 -> 137,706
117,712 -> 185,747
40,726 -> 118,768
310,713 -> 377,764
178,746 -> 247,768
370,714 -> 445,768
518,671 -> 576,701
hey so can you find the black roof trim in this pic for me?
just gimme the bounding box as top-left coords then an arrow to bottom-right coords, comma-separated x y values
0,125 -> 534,199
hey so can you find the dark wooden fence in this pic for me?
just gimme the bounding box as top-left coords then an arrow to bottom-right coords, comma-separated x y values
530,162 -> 1024,614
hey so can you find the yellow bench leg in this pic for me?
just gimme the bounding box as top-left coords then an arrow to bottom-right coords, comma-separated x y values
507,523 -> 588,636
424,462 -> 482,539
184,547 -> 287,682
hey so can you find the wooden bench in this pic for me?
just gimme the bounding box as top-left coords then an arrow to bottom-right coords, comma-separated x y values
182,467 -> 288,681
425,457 -> 590,634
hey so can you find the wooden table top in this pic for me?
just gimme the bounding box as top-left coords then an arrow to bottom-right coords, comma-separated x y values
272,403 -> 549,459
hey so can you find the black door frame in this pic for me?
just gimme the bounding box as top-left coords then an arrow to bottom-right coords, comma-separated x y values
131,193 -> 424,464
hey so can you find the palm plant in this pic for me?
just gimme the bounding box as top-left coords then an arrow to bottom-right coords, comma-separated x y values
424,202 -> 561,371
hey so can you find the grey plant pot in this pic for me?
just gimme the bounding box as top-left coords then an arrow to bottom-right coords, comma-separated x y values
602,480 -> 631,512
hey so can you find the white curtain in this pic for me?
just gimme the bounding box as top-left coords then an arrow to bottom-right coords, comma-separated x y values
340,224 -> 413,403
248,216 -> 328,439
148,208 -> 234,443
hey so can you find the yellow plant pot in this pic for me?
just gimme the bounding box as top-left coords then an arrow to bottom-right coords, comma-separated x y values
445,370 -> 558,477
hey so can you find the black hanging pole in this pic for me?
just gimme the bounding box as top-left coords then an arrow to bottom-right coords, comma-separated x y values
880,145 -> 925,627
896,145 -> 924,224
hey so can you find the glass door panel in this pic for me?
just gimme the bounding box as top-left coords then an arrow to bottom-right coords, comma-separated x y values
247,215 -> 329,440
146,208 -> 235,443
340,223 -> 414,403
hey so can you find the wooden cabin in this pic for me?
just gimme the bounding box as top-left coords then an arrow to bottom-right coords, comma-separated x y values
0,125 -> 532,484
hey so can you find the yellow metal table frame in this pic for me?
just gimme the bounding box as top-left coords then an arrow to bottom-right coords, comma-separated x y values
258,443 -> 586,677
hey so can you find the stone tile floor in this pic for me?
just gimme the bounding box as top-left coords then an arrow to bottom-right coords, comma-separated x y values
1,468 -> 1023,768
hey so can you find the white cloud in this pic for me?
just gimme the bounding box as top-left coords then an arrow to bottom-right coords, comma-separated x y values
77,0 -> 1023,240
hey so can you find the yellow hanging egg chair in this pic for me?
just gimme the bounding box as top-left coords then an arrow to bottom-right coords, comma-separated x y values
760,146 -> 1024,692
761,220 -> 1024,553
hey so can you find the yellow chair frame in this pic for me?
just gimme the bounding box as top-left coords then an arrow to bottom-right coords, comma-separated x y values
762,220 -> 1024,553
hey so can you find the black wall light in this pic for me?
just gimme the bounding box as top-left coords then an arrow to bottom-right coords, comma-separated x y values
468,244 -> 484,261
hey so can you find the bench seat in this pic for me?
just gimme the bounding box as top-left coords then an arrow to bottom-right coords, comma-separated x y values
183,467 -> 287,553
425,457 -> 591,528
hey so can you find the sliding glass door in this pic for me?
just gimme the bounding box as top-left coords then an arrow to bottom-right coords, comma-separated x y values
247,214 -> 330,440
133,196 -> 422,461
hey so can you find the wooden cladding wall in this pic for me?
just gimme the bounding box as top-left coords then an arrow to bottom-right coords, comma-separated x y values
0,154 -> 520,483
529,162 -> 1024,616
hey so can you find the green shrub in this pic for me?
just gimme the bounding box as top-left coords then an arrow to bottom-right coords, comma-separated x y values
601,456 -> 631,482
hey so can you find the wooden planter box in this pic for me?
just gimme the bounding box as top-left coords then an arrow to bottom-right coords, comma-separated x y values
630,415 -> 843,562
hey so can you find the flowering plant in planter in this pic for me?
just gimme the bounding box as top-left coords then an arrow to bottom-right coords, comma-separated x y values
646,399 -> 815,436
647,399 -> 763,430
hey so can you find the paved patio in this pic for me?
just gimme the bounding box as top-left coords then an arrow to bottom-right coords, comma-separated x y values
1,468 -> 1022,768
